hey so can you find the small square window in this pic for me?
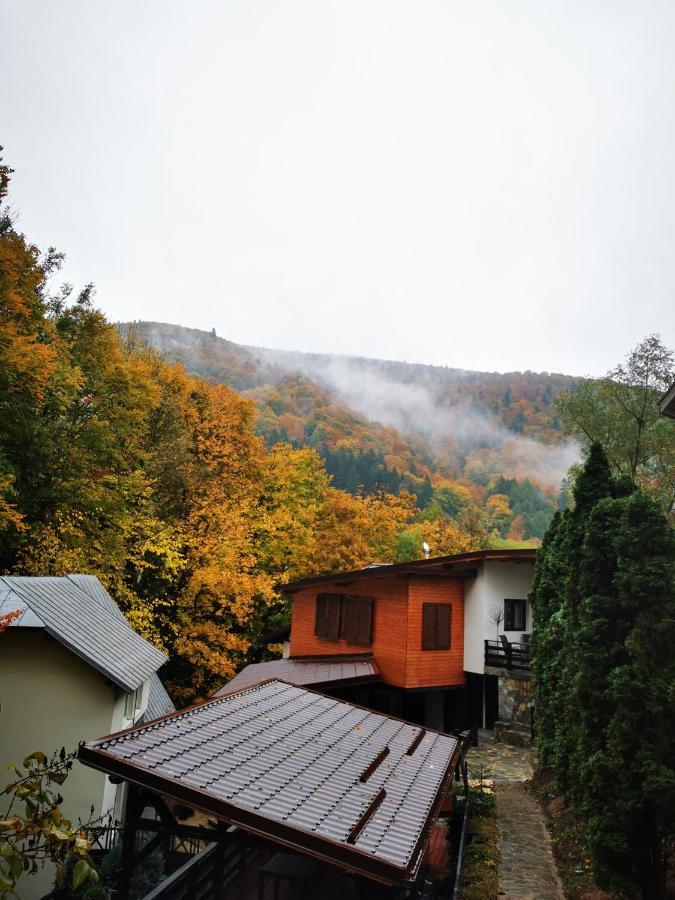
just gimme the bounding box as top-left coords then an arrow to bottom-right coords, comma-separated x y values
504,599 -> 526,632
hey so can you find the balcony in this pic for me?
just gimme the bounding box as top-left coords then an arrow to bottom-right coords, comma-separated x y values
484,637 -> 531,672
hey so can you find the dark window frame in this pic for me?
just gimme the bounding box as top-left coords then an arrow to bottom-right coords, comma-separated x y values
504,598 -> 526,632
421,602 -> 452,651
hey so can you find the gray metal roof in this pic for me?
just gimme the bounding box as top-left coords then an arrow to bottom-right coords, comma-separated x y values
213,657 -> 379,696
144,674 -> 176,721
0,576 -> 166,693
79,680 -> 458,884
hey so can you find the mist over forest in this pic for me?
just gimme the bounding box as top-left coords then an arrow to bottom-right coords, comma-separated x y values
124,321 -> 581,541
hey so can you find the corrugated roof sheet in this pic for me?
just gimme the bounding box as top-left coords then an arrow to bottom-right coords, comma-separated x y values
79,680 -> 458,884
0,576 -> 166,692
144,674 -> 176,721
213,657 -> 379,696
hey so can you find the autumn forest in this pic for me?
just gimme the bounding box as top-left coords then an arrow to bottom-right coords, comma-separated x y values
2,145 -> 657,708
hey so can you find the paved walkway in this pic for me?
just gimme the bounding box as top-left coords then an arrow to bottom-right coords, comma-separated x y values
466,729 -> 534,783
496,784 -> 564,900
466,731 -> 564,900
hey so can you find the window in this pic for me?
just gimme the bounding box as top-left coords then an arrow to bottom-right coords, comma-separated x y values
340,596 -> 373,646
504,598 -> 526,632
315,593 -> 342,640
314,594 -> 374,644
422,603 -> 451,650
124,687 -> 142,720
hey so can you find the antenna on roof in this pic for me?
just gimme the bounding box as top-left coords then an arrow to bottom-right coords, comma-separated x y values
422,542 -> 430,560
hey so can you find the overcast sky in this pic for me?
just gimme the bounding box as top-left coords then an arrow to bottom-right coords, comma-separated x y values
2,1 -> 674,375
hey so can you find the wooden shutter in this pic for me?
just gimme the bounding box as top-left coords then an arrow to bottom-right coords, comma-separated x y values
341,596 -> 359,643
355,598 -> 373,646
315,594 -> 329,638
436,604 -> 451,650
326,594 -> 341,640
422,603 -> 436,650
316,594 -> 342,640
422,603 -> 451,650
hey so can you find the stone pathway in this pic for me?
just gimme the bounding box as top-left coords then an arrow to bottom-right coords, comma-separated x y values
496,784 -> 564,899
466,729 -> 534,783
466,731 -> 564,899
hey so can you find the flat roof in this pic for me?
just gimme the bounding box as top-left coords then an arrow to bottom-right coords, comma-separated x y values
79,679 -> 458,884
282,548 -> 537,592
213,656 -> 379,696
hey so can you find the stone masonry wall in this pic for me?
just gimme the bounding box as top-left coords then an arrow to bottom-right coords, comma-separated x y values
498,671 -> 533,727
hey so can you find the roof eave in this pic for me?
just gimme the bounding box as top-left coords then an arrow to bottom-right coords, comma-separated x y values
77,744 -> 413,885
281,548 -> 537,593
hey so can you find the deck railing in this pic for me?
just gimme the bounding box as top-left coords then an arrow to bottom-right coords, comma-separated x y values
142,840 -> 254,900
484,639 -> 531,672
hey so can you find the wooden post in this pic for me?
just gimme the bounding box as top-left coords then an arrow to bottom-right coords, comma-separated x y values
118,784 -> 143,900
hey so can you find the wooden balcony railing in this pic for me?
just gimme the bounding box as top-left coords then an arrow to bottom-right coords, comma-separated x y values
484,638 -> 531,672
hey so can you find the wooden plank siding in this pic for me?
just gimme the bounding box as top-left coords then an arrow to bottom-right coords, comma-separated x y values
288,575 -> 465,690
405,576 -> 465,689
289,578 -> 409,685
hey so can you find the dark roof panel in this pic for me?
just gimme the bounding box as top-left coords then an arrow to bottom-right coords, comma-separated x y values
0,576 -> 166,692
213,656 -> 379,695
79,680 -> 458,883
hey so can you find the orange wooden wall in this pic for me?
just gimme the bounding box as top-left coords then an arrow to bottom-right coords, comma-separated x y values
288,575 -> 465,689
405,575 -> 465,689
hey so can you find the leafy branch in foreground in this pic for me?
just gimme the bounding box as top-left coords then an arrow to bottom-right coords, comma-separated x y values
0,749 -> 104,898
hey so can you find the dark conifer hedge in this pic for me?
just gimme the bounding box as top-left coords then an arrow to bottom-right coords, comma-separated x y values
530,442 -> 675,898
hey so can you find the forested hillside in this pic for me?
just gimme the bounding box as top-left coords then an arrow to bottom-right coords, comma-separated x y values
125,321 -> 580,540
2,148 -> 536,703
0,146 -> 583,703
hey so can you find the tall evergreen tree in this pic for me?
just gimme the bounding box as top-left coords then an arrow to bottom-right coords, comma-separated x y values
532,440 -> 675,898
576,490 -> 675,897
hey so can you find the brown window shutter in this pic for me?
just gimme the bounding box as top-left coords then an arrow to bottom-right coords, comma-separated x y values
355,598 -> 373,646
326,595 -> 341,640
315,594 -> 329,638
422,603 -> 452,650
341,596 -> 358,643
422,603 -> 437,650
436,604 -> 451,650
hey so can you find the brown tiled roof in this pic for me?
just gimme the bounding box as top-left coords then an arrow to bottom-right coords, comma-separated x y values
282,548 -> 537,592
213,656 -> 379,696
79,680 -> 458,884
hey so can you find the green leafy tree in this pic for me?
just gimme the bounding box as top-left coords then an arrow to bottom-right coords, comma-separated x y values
556,334 -> 675,511
0,750 -> 102,899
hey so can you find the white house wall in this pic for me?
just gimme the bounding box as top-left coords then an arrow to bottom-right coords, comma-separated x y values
463,560 -> 535,674
0,629 -> 150,899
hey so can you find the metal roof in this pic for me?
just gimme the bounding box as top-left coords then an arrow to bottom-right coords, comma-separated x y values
79,679 -> 458,884
282,548 -> 537,592
144,674 -> 176,721
660,379 -> 675,418
0,576 -> 166,693
213,656 -> 379,696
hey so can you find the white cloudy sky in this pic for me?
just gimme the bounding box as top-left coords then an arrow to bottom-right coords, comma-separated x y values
2,0 -> 674,375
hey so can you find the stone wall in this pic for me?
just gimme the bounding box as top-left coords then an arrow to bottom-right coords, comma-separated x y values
486,667 -> 533,745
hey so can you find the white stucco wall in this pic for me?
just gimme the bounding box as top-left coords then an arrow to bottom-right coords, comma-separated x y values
463,560 -> 535,674
0,629 -> 149,899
